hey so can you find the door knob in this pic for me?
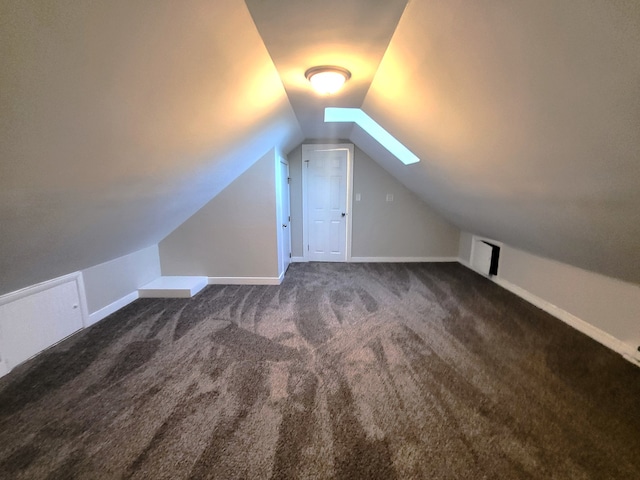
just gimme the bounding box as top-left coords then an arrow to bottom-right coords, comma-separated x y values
282,224 -> 288,228
341,212 -> 346,217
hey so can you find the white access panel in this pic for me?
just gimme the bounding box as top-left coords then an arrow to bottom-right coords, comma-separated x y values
0,274 -> 85,372
472,239 -> 494,276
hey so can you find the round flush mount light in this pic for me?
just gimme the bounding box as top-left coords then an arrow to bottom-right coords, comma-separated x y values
305,66 -> 351,95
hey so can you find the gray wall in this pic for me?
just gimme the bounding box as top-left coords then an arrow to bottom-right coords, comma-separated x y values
82,245 -> 161,314
159,149 -> 279,278
459,232 -> 640,357
0,1 -> 302,297
288,144 -> 460,259
351,147 -> 459,258
499,245 -> 640,348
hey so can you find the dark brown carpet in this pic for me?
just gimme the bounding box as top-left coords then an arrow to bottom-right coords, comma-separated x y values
0,262 -> 638,479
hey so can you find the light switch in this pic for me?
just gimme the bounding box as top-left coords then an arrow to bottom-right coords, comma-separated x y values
355,193 -> 361,201
386,194 -> 394,202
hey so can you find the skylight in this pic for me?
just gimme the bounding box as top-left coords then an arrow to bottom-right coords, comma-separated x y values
324,107 -> 420,165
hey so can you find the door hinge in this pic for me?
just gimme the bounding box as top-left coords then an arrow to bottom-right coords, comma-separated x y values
287,177 -> 291,184
288,216 -> 291,222
307,245 -> 309,251
289,253 -> 291,258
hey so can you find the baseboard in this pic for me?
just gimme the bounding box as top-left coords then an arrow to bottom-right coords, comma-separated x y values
458,260 -> 640,367
208,275 -> 283,285
493,277 -> 639,366
87,291 -> 139,326
458,257 -> 472,269
291,257 -> 306,263
349,256 -> 459,263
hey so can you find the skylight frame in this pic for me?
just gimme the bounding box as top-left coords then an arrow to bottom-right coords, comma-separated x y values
324,107 -> 420,165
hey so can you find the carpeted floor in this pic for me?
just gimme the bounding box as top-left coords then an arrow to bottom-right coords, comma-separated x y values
0,262 -> 638,479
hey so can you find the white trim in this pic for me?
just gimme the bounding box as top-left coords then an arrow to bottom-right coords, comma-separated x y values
345,146 -> 354,261
87,291 -> 139,326
302,150 -> 309,261
350,256 -> 459,263
291,256 -> 307,263
0,271 -> 89,328
208,273 -> 283,286
493,276 -> 639,366
0,272 -> 90,377
469,234 -> 503,277
459,259 -> 640,368
458,257 -> 472,269
277,155 -> 292,277
301,143 -> 354,262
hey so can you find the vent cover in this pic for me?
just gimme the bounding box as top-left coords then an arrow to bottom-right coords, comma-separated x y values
471,238 -> 501,276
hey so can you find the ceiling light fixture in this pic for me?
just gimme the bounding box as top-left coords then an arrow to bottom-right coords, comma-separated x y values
305,66 -> 351,95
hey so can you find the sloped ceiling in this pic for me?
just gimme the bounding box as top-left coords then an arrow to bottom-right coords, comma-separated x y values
359,0 -> 640,284
0,0 -> 302,295
244,0 -> 408,138
247,0 -> 640,284
1,0 -> 639,295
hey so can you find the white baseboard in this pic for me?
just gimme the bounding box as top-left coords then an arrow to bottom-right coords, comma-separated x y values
494,276 -> 640,366
349,256 -> 459,263
459,260 -> 640,367
458,257 -> 472,269
291,256 -> 307,263
87,291 -> 139,326
208,275 -> 283,285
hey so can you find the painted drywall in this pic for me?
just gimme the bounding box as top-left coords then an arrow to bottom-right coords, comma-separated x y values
159,149 -> 279,279
351,147 -> 459,257
289,144 -> 459,259
82,245 -> 160,314
459,232 -> 640,358
0,0 -> 301,296
361,0 -> 640,284
458,232 -> 473,265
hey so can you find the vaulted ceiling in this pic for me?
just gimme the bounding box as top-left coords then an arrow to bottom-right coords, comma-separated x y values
1,0 -> 639,294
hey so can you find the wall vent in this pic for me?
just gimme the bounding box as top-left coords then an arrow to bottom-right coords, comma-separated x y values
471,237 -> 501,277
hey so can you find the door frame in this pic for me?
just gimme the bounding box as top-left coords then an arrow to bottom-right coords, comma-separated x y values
277,156 -> 291,276
301,143 -> 354,262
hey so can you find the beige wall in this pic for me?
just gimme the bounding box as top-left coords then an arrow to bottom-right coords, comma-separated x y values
82,245 -> 161,314
0,245 -> 160,318
0,0 -> 302,297
458,232 -> 473,264
459,232 -> 640,360
289,144 -> 460,259
499,246 -> 640,349
159,149 -> 279,279
351,147 -> 459,258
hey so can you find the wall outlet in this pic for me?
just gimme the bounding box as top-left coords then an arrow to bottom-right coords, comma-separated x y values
386,193 -> 394,202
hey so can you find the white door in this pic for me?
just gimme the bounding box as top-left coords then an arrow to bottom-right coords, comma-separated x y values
305,147 -> 349,261
279,159 -> 291,274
